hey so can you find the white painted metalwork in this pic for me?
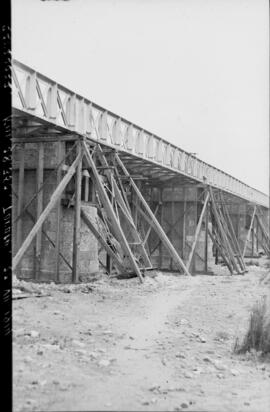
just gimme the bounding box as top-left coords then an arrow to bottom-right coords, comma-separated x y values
11,59 -> 269,208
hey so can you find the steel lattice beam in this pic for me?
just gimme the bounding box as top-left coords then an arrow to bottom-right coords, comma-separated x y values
11,59 -> 268,208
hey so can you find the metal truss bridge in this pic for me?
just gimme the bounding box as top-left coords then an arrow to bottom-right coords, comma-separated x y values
12,59 -> 268,209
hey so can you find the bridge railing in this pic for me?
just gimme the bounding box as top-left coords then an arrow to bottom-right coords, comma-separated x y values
11,59 -> 269,208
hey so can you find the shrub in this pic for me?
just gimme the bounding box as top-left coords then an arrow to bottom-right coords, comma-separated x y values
234,296 -> 270,356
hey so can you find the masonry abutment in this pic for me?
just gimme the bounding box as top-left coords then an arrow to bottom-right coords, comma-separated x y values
12,141 -> 99,283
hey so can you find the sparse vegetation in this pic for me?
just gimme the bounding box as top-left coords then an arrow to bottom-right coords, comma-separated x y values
234,296 -> 270,356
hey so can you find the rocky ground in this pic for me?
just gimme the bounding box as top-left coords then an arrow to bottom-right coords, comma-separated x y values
13,259 -> 270,412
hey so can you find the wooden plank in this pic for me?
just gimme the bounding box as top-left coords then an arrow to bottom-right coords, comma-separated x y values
126,186 -> 190,276
35,142 -> 44,279
72,143 -> 83,283
159,189 -> 163,269
81,208 -> 125,272
204,201 -> 209,273
13,188 -> 72,270
209,187 -> 239,273
208,229 -> 234,274
182,187 -> 186,259
253,223 -> 270,255
82,141 -> 144,282
242,206 -> 256,257
97,148 -> 152,268
16,143 -> 25,251
170,187 -> 175,270
256,215 -> 270,255
12,152 -> 81,271
186,192 -> 209,272
55,141 -> 64,282
143,204 -> 159,246
116,154 -> 191,276
83,170 -> 90,202
219,195 -> 246,272
13,141 -> 78,225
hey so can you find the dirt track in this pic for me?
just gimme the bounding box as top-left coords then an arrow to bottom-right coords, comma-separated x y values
13,262 -> 270,412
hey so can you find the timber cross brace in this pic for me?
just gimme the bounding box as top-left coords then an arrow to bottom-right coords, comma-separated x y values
11,59 -> 269,283
11,138 -> 269,283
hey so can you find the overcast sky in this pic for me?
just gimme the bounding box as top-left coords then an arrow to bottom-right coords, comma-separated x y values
12,0 -> 269,194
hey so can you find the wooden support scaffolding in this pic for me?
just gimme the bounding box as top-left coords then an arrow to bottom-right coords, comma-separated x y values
16,143 -> 25,253
186,191 -> 209,272
35,142 -> 44,279
242,206 -> 256,258
72,142 -> 83,283
115,154 -> 191,276
208,187 -> 245,274
12,152 -> 82,271
82,140 -> 144,282
55,141 -> 64,282
96,146 -> 152,268
81,208 -> 125,273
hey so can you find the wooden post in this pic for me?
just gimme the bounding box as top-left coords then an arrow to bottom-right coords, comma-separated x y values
208,229 -> 234,274
143,204 -> 159,245
12,153 -> 81,271
251,217 -> 255,257
16,144 -> 25,252
186,192 -> 209,272
82,141 -> 144,282
122,169 -> 191,277
182,187 -> 186,259
204,201 -> 209,273
72,142 -> 82,283
13,188 -> 73,270
81,208 -> 125,273
83,170 -> 90,202
159,188 -> 163,269
242,206 -> 256,258
171,186 -> 175,270
209,187 -> 239,273
55,141 -> 64,282
97,149 -> 152,268
219,196 -> 246,272
35,142 -> 44,279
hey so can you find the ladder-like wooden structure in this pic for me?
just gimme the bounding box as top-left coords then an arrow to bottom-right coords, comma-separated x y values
185,186 -> 246,275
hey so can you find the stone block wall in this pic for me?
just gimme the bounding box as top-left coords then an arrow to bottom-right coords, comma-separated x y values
12,141 -> 99,283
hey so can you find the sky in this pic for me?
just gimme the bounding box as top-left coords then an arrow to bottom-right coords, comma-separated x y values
12,0 -> 269,194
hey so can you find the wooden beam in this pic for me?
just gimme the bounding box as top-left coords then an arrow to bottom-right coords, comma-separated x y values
72,142 -> 83,283
16,143 -> 25,252
116,155 -> 191,274
242,206 -> 256,258
143,204 -> 159,246
209,187 -> 239,273
55,141 -> 64,282
13,188 -> 72,271
97,148 -> 152,268
186,192 -> 209,272
208,229 -> 234,274
219,194 -> 246,272
35,142 -> 44,279
204,201 -> 209,273
82,141 -> 144,282
182,187 -> 186,259
12,152 -> 81,271
81,208 -> 125,272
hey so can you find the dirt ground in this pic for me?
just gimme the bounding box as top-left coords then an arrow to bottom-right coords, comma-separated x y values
13,259 -> 270,412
